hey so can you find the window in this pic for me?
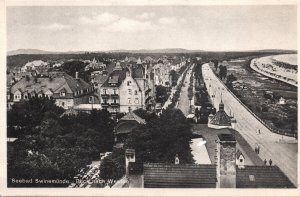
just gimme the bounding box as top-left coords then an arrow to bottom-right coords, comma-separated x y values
134,98 -> 139,104
249,175 -> 255,182
61,102 -> 65,107
113,89 -> 117,94
127,81 -> 131,86
134,90 -> 138,95
103,89 -> 107,94
128,107 -> 131,112
240,159 -> 243,162
24,95 -> 28,99
60,91 -> 65,97
128,89 -> 132,95
89,96 -> 94,103
128,98 -> 131,104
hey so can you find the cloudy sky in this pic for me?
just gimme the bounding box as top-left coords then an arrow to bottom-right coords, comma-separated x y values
7,6 -> 297,52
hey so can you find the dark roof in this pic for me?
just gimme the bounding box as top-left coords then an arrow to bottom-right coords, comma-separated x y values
210,103 -> 232,126
93,74 -> 108,85
143,163 -> 217,188
120,111 -> 146,124
132,64 -> 144,79
218,134 -> 236,142
114,121 -> 139,135
236,165 -> 295,188
101,69 -> 127,88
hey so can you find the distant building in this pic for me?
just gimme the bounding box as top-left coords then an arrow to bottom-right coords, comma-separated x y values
21,60 -> 49,73
84,58 -> 106,71
278,97 -> 286,105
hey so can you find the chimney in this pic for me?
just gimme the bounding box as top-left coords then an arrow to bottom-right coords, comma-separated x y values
75,72 -> 78,79
216,134 -> 236,188
125,149 -> 135,175
175,154 -> 179,165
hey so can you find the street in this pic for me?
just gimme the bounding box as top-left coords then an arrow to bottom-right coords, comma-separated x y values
177,64 -> 194,116
202,63 -> 297,186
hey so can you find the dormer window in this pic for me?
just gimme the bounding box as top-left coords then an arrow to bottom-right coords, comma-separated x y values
60,91 -> 66,97
127,81 -> 131,86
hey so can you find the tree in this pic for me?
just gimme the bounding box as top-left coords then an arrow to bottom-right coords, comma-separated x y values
212,60 -> 219,71
125,108 -> 194,164
219,65 -> 227,80
155,85 -> 168,104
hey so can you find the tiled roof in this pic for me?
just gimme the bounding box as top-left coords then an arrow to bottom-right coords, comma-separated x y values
10,72 -> 91,96
236,165 -> 295,188
115,121 -> 140,135
210,103 -> 232,126
101,69 -> 127,88
108,75 -> 119,84
120,111 -> 146,124
93,74 -> 108,85
144,163 -> 217,188
144,56 -> 154,62
132,65 -> 144,79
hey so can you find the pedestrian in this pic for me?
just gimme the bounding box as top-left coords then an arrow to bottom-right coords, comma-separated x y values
257,145 -> 260,154
264,159 -> 267,165
254,147 -> 257,154
269,159 -> 272,166
258,129 -> 261,135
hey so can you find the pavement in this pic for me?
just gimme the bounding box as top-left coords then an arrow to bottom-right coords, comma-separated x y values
177,64 -> 194,116
202,63 -> 297,186
162,65 -> 190,110
190,138 -> 212,164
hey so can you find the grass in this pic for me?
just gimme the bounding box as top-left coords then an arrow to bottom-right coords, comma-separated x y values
223,59 -> 297,134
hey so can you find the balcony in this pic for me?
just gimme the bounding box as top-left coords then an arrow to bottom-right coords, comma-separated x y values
111,94 -> 119,99
101,103 -> 110,107
110,103 -> 120,108
101,94 -> 109,99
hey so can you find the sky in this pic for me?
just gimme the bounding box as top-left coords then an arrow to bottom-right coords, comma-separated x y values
7,6 -> 297,52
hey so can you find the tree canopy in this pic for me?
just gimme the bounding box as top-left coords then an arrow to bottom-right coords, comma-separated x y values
7,98 -> 115,187
125,108 -> 194,164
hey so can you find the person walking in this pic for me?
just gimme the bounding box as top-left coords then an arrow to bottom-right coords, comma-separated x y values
257,145 -> 260,154
269,159 -> 272,166
264,159 -> 267,165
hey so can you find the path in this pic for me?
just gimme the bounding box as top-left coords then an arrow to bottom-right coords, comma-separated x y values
202,63 -> 297,186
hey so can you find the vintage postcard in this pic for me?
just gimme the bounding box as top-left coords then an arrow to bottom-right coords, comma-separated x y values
1,0 -> 299,196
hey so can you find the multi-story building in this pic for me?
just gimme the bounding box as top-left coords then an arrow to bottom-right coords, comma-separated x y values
9,72 -> 96,109
99,59 -> 154,114
153,62 -> 171,87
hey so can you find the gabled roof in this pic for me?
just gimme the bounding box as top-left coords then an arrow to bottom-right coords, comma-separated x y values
144,163 -> 217,188
11,72 -> 91,96
236,149 -> 244,158
115,121 -> 140,135
120,111 -> 146,124
209,102 -> 231,126
132,64 -> 144,79
236,165 -> 295,188
101,69 -> 127,88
